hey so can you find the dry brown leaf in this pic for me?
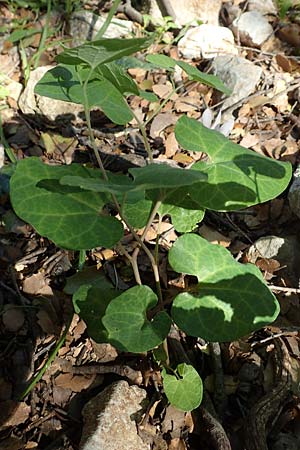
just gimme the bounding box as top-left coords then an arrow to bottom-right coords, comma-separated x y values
55,372 -> 96,392
276,54 -> 300,73
152,83 -> 177,100
168,438 -> 187,450
2,306 -> 25,332
150,113 -> 178,138
91,341 -> 118,363
277,24 -> 300,48
172,153 -> 194,165
22,272 -> 52,296
52,385 -> 72,406
0,400 -> 30,430
174,100 -> 197,112
165,131 -> 179,158
199,224 -> 231,247
239,133 -> 260,148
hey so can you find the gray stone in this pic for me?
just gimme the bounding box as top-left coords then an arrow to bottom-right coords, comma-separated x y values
212,56 -> 262,114
178,24 -> 237,59
70,10 -> 133,46
80,380 -> 148,450
18,66 -> 84,121
233,11 -> 273,46
150,0 -> 222,27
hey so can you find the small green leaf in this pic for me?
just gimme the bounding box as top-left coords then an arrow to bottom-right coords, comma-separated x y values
73,277 -> 120,342
146,54 -> 176,70
146,55 -> 230,94
56,37 -> 151,69
176,61 -> 231,95
162,364 -> 203,411
175,116 -> 292,210
160,204 -> 204,232
102,285 -> 172,352
128,163 -> 207,189
62,163 -> 207,194
169,234 -> 280,341
139,90 -> 159,102
10,158 -> 123,250
96,62 -> 139,95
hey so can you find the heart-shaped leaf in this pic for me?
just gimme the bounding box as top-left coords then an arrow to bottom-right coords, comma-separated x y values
73,275 -> 120,343
56,37 -> 151,69
162,363 -> 203,411
10,158 -> 123,250
175,116 -> 292,210
102,285 -> 171,352
34,64 -> 133,124
169,234 -> 279,341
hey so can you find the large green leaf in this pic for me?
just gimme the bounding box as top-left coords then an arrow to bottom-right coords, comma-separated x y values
102,285 -> 171,352
162,364 -> 203,411
34,65 -> 133,124
175,116 -> 292,210
169,234 -> 279,342
56,37 -> 151,69
10,158 -> 123,250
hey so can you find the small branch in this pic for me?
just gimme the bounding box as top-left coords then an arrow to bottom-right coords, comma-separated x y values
268,285 -> 300,294
209,342 -> 227,419
117,0 -> 144,25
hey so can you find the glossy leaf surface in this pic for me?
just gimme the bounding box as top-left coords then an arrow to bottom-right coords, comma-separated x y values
169,234 -> 279,341
10,158 -> 123,250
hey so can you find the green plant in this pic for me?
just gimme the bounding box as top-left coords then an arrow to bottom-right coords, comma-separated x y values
8,37 -> 292,411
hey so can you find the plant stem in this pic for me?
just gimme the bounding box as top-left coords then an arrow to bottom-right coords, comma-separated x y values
0,115 -> 17,164
78,249 -> 86,270
131,110 -> 154,163
131,200 -> 163,302
34,0 -> 51,69
81,71 -> 108,180
19,316 -> 72,400
94,0 -> 122,39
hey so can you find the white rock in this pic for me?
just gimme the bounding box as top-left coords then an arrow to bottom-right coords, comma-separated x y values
18,66 -> 84,121
150,0 -> 222,27
70,10 -> 133,45
80,381 -> 148,450
248,0 -> 277,16
212,56 -> 262,113
233,11 -> 273,46
178,24 -> 237,59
